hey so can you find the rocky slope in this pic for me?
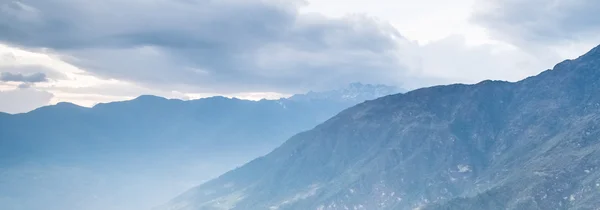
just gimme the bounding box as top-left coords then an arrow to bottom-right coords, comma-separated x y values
159,45 -> 600,210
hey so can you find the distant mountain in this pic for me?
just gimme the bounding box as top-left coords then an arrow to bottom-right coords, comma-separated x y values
288,83 -> 403,103
159,45 -> 600,210
0,83 -> 399,210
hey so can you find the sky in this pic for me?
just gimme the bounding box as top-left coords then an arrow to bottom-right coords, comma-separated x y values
0,0 -> 599,113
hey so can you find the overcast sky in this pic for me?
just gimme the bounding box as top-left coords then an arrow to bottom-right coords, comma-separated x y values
1,0 -> 599,113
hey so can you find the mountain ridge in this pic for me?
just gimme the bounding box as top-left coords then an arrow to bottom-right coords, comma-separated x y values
2,83 -> 399,116
0,82 -> 400,210
159,45 -> 600,210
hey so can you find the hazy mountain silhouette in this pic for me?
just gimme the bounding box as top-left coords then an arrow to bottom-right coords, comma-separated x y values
0,83 -> 400,210
159,45 -> 600,210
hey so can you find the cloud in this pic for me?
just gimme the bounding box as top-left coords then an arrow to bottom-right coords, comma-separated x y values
17,83 -> 31,89
0,0 -> 409,93
0,65 -> 67,80
0,0 -> 589,111
472,0 -> 600,47
415,35 -> 554,84
0,72 -> 47,83
0,88 -> 53,114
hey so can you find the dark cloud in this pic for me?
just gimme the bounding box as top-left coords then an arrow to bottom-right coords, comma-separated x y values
0,65 -> 67,80
2,0 -> 302,49
472,0 -> 600,47
0,72 -> 47,83
0,0 -> 409,93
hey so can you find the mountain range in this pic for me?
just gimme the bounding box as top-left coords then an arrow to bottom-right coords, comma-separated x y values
158,45 -> 600,210
0,83 -> 400,210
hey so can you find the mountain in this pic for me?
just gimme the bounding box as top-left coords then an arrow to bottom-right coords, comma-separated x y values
0,83 -> 399,210
288,83 -> 402,102
159,45 -> 600,210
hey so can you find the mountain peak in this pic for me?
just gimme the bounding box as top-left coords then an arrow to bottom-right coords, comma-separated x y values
287,83 -> 402,103
27,102 -> 87,114
347,82 -> 384,87
134,95 -> 167,101
55,102 -> 80,107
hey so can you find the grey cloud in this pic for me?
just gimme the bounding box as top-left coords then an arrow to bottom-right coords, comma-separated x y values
0,65 -> 67,80
1,0 -> 301,49
411,35 -> 555,85
0,88 -> 53,114
0,72 -> 47,83
0,0 -> 409,93
472,0 -> 600,47
18,83 -> 31,89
